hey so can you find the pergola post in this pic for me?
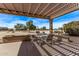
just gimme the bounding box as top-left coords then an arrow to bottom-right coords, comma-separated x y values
49,18 -> 53,34
47,18 -> 53,43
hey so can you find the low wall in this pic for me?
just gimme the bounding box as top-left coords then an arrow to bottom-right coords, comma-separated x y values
2,35 -> 31,43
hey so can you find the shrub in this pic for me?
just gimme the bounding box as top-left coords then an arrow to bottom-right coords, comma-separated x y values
63,21 -> 79,36
67,28 -> 79,36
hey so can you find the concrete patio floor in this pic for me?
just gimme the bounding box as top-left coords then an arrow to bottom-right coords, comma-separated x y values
0,41 -> 22,56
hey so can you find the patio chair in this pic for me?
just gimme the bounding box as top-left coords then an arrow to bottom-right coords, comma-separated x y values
35,34 -> 55,45
39,34 -> 67,45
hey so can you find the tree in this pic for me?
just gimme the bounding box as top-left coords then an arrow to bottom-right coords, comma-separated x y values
14,23 -> 27,30
26,20 -> 36,30
40,26 -> 46,30
23,25 -> 27,30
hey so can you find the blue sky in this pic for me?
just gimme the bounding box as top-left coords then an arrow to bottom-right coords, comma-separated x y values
53,10 -> 79,29
0,10 -> 79,29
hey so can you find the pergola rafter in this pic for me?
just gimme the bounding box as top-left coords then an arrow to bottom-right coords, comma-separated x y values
2,3 -> 11,13
43,4 -> 60,16
47,3 -> 68,16
33,3 -> 41,15
0,8 -> 4,13
27,3 -> 31,16
50,3 -> 79,19
11,4 -> 18,15
38,3 -> 50,15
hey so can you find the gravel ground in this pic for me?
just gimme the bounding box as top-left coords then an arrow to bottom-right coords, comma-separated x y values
69,36 -> 79,43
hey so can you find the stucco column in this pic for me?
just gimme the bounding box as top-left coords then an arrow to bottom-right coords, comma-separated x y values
49,19 -> 53,34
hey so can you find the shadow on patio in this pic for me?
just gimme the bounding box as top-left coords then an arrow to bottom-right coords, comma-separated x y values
18,41 -> 41,56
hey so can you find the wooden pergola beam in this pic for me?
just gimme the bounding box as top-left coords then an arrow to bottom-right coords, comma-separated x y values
50,4 -> 79,19
51,3 -> 71,17
38,3 -> 50,15
54,4 -> 77,16
33,3 -> 41,15
22,4 -> 25,15
2,3 -> 11,14
11,4 -> 18,14
27,3 -> 31,15
44,4 -> 60,16
27,12 -> 46,18
0,7 -> 46,19
47,3 -> 68,16
0,8 -> 6,13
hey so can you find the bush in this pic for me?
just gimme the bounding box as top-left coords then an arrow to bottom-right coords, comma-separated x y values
66,28 -> 79,36
54,30 -> 63,34
63,21 -> 79,36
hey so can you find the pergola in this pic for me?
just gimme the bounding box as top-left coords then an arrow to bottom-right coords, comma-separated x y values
0,3 -> 79,33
